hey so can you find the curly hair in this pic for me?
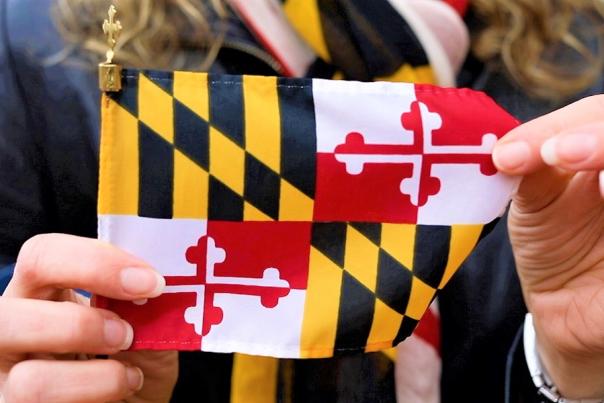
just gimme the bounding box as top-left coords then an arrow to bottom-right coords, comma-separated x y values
472,0 -> 604,99
52,0 -> 228,71
53,0 -> 604,99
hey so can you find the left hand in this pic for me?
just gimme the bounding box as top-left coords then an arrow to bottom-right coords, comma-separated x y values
0,235 -> 178,403
493,95 -> 604,399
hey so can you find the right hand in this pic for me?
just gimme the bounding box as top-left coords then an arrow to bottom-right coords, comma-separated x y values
0,234 -> 178,403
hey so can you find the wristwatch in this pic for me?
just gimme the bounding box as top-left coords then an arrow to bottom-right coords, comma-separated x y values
524,313 -> 604,403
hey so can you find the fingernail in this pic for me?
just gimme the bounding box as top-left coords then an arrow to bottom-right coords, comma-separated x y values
493,141 -> 531,171
540,138 -> 559,165
104,319 -> 133,350
126,366 -> 144,392
542,134 -> 598,166
120,267 -> 165,297
599,170 -> 604,198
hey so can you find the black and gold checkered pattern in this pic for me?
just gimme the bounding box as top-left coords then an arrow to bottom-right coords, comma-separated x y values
302,221 -> 495,356
100,71 -> 317,222
281,0 -> 436,83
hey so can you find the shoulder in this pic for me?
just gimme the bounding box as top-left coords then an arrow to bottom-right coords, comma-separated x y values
0,0 -> 100,244
2,0 -> 99,123
4,0 -> 62,60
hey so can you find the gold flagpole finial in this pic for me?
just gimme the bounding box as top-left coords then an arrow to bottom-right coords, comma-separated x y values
102,5 -> 122,64
99,4 -> 123,92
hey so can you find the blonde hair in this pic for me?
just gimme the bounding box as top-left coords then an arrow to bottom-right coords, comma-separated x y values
52,0 -> 227,70
472,0 -> 604,100
54,0 -> 604,99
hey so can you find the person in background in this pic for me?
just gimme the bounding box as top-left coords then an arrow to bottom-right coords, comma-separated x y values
0,0 -> 603,402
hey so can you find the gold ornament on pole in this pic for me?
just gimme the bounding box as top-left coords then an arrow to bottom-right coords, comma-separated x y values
99,4 -> 123,92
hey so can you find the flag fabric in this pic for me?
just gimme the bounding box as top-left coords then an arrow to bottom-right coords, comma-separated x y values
277,0 -> 435,81
271,0 -> 468,85
95,70 -> 519,358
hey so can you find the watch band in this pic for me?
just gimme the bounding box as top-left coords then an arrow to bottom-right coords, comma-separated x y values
523,313 -> 604,403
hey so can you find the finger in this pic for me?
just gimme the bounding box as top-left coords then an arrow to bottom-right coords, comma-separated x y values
539,125 -> 604,172
0,298 -> 132,354
113,351 -> 179,402
600,171 -> 604,198
5,234 -> 165,300
3,360 -> 143,403
493,95 -> 604,175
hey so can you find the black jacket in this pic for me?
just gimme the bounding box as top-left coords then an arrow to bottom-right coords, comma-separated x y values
2,0 -> 603,401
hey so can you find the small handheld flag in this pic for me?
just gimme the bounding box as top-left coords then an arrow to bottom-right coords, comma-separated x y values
94,70 -> 519,358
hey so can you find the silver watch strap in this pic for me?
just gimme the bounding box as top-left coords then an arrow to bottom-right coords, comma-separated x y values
523,313 -> 604,403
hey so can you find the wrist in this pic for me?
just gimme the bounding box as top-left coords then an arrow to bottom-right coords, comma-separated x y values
526,313 -> 604,401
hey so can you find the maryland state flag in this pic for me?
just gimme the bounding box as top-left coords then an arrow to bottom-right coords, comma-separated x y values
95,70 -> 518,358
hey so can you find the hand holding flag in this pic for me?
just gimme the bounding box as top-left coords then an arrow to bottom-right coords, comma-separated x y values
0,234 -> 176,403
494,95 -> 604,400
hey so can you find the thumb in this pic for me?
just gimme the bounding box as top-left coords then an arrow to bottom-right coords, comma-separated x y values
511,167 -> 573,214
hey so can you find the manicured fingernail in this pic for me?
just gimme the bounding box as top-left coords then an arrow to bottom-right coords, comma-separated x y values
493,141 -> 531,171
104,319 -> 133,350
542,134 -> 598,166
120,267 -> 165,297
540,138 -> 559,165
126,366 -> 144,392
